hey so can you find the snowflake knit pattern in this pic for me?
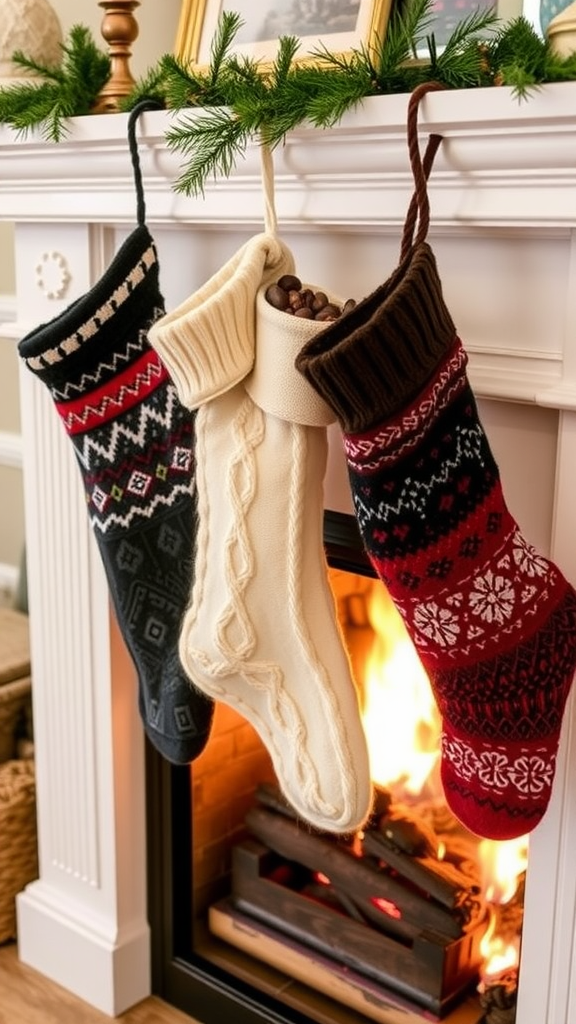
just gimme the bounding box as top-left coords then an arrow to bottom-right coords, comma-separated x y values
297,240 -> 576,840
18,224 -> 214,764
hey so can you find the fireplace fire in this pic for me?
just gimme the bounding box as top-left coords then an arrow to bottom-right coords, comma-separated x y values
147,511 -> 527,1024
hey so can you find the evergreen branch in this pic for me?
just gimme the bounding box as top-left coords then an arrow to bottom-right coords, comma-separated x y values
0,25 -> 110,140
121,64 -> 168,110
303,60 -> 375,128
206,10 -> 245,83
482,16 -> 575,94
165,106 -> 249,195
232,38 -> 317,145
10,51 -> 65,85
379,0 -> 435,68
5,7 -> 576,195
271,36 -> 302,84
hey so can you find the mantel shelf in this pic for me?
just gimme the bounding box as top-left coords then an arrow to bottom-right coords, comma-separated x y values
2,82 -> 576,229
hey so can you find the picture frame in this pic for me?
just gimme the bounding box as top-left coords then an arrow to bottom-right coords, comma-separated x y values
174,0 -> 394,68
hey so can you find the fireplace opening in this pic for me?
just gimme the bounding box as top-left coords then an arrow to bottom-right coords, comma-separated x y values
146,511 -> 527,1024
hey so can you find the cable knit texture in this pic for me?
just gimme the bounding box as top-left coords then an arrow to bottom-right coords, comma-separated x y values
150,244 -> 372,833
296,239 -> 576,841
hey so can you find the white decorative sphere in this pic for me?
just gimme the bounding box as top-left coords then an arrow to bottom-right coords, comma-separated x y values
0,0 -> 63,83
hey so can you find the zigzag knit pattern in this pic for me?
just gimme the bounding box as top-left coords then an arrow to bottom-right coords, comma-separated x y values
296,241 -> 576,840
18,224 -> 213,765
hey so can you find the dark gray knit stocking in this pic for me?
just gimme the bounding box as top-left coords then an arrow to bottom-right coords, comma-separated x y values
17,106 -> 213,764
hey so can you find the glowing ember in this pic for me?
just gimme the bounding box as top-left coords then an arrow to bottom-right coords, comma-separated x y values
361,584 -> 441,796
370,895 -> 402,920
315,871 -> 331,886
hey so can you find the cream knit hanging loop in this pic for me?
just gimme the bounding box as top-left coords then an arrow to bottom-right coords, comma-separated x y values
260,143 -> 279,237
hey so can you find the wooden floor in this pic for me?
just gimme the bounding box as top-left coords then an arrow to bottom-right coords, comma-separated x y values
0,941 -> 200,1024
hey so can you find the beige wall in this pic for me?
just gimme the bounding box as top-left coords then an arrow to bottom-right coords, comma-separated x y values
0,0 -> 182,590
0,223 -> 15,292
53,0 -> 181,79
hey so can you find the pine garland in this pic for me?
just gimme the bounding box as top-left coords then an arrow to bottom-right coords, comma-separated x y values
0,25 -> 110,141
2,4 -> 576,192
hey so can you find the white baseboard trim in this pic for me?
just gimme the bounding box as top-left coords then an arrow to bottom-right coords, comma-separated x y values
17,883 -> 151,1016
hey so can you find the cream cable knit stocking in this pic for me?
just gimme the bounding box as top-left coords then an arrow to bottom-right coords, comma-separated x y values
149,150 -> 372,833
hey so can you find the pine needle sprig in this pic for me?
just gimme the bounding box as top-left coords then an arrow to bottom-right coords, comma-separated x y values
122,59 -> 173,110
0,25 -> 110,141
378,0 -> 436,70
428,5 -> 500,89
301,51 -> 375,127
307,0 -> 434,108
482,15 -> 576,94
166,106 -> 249,195
234,38 -> 317,146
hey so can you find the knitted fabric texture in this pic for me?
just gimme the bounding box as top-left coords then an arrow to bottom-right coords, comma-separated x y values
18,224 -> 213,764
150,242 -> 372,833
296,240 -> 576,840
149,233 -> 293,409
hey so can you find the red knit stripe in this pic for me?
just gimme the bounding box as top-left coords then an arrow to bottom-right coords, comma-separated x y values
371,543 -> 570,671
344,337 -> 468,474
56,348 -> 168,435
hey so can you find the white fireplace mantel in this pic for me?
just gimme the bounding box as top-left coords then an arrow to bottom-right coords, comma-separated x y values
2,85 -> 576,1022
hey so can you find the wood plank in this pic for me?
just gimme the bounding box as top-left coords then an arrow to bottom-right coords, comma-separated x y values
245,805 -> 464,941
0,942 -> 197,1024
231,841 -> 483,1014
209,900 -> 484,1024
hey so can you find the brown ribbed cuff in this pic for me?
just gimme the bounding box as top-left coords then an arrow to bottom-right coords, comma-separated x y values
295,243 -> 456,434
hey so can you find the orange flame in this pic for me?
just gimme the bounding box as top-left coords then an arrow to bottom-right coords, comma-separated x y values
478,836 -> 528,979
356,580 -> 526,982
478,836 -> 529,905
479,911 -> 520,981
361,584 -> 441,796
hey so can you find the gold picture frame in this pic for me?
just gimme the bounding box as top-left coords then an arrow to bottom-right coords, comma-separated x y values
175,1 -> 394,67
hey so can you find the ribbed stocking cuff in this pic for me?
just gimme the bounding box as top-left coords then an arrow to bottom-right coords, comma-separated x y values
149,233 -> 295,410
295,243 -> 457,434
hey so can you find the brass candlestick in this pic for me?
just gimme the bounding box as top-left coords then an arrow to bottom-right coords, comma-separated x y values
92,0 -> 140,114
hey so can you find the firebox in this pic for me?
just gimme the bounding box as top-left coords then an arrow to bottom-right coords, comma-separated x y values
146,511 -> 525,1024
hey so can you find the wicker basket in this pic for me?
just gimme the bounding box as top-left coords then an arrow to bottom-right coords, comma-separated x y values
0,759 -> 38,943
0,608 -> 32,763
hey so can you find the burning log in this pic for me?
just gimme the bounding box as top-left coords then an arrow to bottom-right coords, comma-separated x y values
230,834 -> 488,1016
362,828 -> 482,926
244,802 -> 473,941
374,800 -> 439,857
479,967 -> 518,1023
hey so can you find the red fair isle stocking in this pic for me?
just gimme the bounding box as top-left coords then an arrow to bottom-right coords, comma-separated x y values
296,86 -> 576,840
